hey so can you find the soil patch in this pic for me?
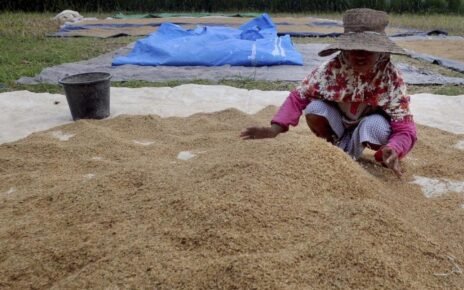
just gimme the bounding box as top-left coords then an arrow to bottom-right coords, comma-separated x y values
397,39 -> 464,62
56,16 -> 405,38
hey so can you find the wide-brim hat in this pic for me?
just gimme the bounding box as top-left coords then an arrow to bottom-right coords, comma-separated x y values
318,8 -> 408,57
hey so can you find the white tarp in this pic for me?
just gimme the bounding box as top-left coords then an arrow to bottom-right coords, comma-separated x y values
1,84 -> 463,144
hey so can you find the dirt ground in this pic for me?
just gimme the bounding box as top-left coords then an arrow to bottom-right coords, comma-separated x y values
60,16 -> 405,38
396,39 -> 464,62
1,107 -> 463,289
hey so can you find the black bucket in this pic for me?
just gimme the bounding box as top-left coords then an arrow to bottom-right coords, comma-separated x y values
59,72 -> 112,121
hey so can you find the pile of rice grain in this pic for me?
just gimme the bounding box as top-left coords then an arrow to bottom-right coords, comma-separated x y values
1,107 -> 463,289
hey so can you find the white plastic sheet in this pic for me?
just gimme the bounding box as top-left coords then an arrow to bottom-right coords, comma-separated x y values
1,85 -> 463,144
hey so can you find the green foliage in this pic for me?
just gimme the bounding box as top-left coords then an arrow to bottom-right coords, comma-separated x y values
448,0 -> 464,12
1,0 -> 463,13
423,0 -> 448,12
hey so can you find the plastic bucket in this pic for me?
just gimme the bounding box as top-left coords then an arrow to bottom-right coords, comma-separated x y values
59,72 -> 112,121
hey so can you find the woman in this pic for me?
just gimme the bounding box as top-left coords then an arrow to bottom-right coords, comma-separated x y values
240,8 -> 417,178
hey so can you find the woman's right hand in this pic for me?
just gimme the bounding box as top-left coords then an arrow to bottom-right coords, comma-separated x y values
240,124 -> 284,140
381,146 -> 403,179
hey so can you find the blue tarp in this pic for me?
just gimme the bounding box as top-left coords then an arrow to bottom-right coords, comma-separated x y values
112,14 -> 303,67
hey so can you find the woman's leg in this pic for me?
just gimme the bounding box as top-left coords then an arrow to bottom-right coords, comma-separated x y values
346,114 -> 391,159
304,100 -> 344,144
305,114 -> 335,142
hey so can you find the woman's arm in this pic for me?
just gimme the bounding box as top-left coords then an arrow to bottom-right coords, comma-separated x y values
271,90 -> 311,132
380,66 -> 417,159
374,119 -> 417,178
386,119 -> 417,158
240,90 -> 310,140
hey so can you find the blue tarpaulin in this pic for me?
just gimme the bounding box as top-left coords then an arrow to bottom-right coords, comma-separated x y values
112,14 -> 303,67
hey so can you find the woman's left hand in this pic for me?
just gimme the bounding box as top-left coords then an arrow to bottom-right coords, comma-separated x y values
381,146 -> 403,178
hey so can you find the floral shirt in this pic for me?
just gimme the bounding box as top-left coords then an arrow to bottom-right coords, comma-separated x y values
271,54 -> 417,158
298,54 -> 413,122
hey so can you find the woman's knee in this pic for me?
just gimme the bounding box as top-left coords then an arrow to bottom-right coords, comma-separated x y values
359,114 -> 391,145
305,114 -> 335,142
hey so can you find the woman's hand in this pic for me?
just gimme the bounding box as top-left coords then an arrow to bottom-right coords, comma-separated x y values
240,124 -> 284,140
381,146 -> 403,178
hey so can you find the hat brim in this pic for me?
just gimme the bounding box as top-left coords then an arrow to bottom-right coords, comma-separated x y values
318,32 -> 408,57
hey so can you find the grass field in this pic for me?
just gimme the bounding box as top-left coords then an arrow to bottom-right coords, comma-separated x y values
0,11 -> 463,95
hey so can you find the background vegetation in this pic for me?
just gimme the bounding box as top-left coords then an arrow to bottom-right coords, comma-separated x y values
1,0 -> 464,14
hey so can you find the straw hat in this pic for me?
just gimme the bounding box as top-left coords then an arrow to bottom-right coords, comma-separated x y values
318,8 -> 407,57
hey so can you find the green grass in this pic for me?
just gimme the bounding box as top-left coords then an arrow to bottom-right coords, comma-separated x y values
0,36 -> 136,87
1,11 -> 464,96
0,12 -> 135,92
408,84 -> 464,95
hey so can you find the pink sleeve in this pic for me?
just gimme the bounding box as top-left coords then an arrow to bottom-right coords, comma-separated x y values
271,90 -> 310,132
386,119 -> 417,158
